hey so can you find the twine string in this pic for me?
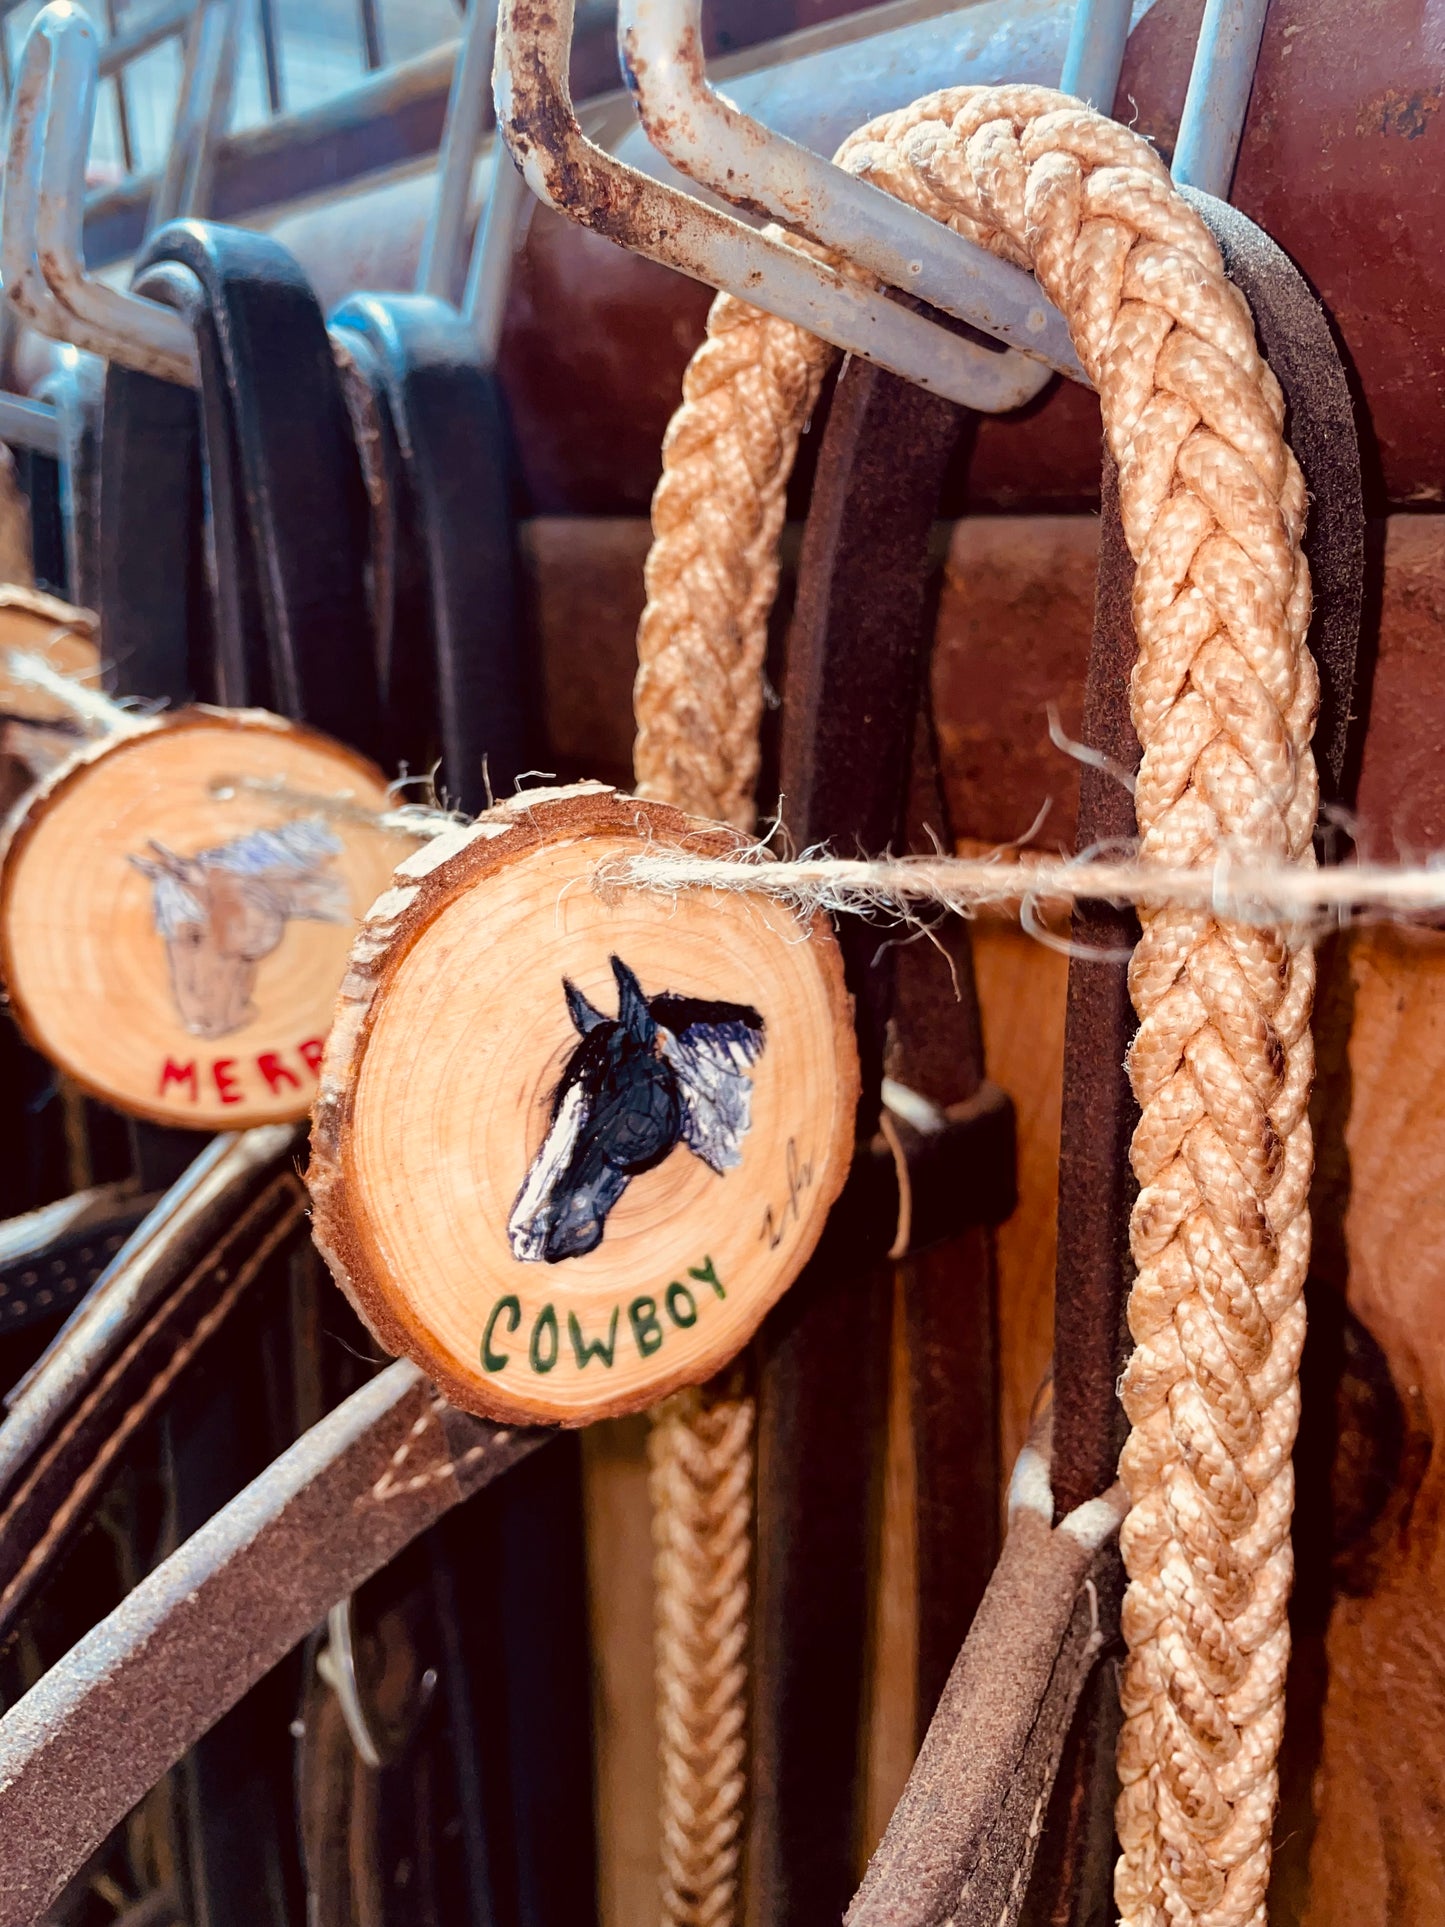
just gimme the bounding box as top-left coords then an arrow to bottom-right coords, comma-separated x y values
603,845 -> 1445,933
5,650 -> 152,737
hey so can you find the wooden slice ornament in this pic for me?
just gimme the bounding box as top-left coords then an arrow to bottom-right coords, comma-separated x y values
0,587 -> 102,795
0,707 -> 411,1127
309,785 -> 860,1425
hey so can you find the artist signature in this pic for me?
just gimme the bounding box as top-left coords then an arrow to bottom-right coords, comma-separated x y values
760,1138 -> 813,1251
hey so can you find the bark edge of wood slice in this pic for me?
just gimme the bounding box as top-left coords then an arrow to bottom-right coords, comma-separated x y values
0,706 -> 407,1128
309,784 -> 860,1426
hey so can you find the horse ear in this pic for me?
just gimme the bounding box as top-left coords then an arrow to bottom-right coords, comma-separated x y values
564,979 -> 608,1037
611,956 -> 654,1042
144,840 -> 190,879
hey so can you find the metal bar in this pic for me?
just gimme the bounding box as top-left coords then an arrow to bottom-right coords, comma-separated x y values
148,0 -> 243,229
256,0 -> 282,115
96,0 -> 193,77
1171,0 -> 1271,197
357,0 -> 384,72
417,0 -> 498,304
615,0 -> 1082,393
1,14 -> 97,352
103,0 -> 137,175
0,1360 -> 548,1927
0,390 -> 62,454
463,145 -> 529,361
496,0 -> 1054,413
1058,0 -> 1132,108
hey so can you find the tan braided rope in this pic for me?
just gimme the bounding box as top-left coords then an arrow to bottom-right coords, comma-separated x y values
637,84 -> 1317,1927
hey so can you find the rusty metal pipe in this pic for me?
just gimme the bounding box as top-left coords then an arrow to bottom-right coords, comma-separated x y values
495,0 -> 1060,412
16,3 -> 197,381
615,0 -> 1078,393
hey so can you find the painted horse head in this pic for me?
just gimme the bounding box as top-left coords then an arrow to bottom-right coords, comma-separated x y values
508,954 -> 765,1264
130,816 -> 348,1040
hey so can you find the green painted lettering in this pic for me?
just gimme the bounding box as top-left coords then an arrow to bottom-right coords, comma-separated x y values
629,1296 -> 664,1358
530,1303 -> 559,1373
666,1281 -> 698,1329
688,1257 -> 724,1300
482,1295 -> 521,1372
568,1306 -> 619,1369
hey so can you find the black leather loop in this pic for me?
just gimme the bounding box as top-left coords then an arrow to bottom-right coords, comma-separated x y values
331,293 -> 533,809
136,220 -> 381,757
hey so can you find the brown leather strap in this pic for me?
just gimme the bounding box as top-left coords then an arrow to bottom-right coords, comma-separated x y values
0,1359 -> 547,1927
749,357 -> 1003,1923
847,1430 -> 1126,1927
0,1129 -> 303,1645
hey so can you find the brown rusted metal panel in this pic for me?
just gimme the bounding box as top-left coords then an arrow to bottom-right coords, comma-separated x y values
521,511 -> 1445,855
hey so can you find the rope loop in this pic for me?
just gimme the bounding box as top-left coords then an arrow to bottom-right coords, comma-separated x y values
638,83 -> 1317,1927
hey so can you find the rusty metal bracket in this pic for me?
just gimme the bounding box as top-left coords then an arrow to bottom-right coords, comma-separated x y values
494,0 -> 1058,412
3,3 -> 202,383
614,0 -> 1077,403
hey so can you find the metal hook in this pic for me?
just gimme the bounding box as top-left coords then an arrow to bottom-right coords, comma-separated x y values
3,1 -> 215,385
1170,0 -> 1271,198
148,0 -> 246,235
614,0 -> 1083,405
495,0 -> 1061,414
411,0 -> 531,358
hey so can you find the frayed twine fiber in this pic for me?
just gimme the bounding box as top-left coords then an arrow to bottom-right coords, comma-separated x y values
5,650 -> 152,736
602,844 -> 1445,938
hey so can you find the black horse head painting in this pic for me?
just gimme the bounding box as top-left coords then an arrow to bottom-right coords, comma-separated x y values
507,955 -> 765,1264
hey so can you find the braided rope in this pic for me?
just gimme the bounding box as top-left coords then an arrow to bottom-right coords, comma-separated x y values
649,1387 -> 754,1926
638,84 -> 1316,1927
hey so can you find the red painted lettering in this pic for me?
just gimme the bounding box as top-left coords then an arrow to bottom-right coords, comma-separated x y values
158,1058 -> 198,1102
297,1037 -> 325,1078
212,1058 -> 243,1105
257,1051 -> 301,1095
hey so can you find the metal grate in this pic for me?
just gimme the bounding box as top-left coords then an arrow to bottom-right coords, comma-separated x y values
0,0 -> 462,185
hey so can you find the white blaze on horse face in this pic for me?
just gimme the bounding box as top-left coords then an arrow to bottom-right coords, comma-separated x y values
508,1077 -> 588,1262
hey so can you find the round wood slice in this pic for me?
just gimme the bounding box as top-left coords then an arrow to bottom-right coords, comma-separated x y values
0,586 -> 100,721
0,707 -> 411,1127
309,784 -> 860,1426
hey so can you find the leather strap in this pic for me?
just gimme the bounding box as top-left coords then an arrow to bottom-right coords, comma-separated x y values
136,220 -> 382,756
0,1360 -> 548,1927
331,294 -> 534,809
847,1428 -> 1127,1927
0,1129 -> 302,1646
748,360 -> 998,1925
0,1182 -> 155,1340
853,200 -> 1366,1926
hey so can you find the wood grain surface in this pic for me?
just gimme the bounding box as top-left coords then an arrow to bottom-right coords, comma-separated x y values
310,786 -> 859,1425
0,708 -> 403,1128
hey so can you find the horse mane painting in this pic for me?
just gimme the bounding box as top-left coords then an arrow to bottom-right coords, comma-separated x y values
130,816 -> 349,1040
508,954 -> 766,1264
